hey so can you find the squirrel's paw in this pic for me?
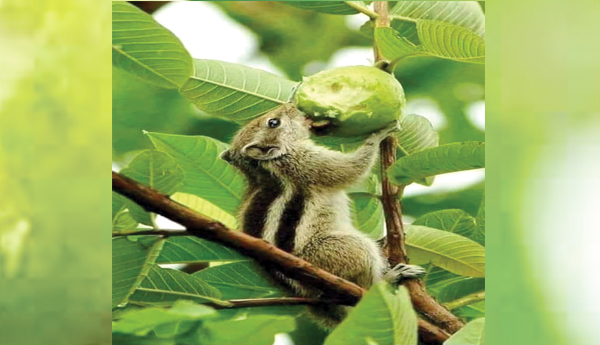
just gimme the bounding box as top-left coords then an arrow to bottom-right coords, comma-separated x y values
385,263 -> 426,285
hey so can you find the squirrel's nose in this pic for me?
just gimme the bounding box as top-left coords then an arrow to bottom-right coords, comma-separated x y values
242,144 -> 277,155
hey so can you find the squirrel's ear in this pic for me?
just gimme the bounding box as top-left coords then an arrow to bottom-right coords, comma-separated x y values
220,150 -> 232,162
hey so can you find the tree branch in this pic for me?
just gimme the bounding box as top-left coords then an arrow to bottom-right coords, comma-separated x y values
113,171 -> 363,305
113,171 -> 450,344
372,1 -> 466,335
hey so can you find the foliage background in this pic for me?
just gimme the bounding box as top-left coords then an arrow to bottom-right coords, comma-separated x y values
0,0 -> 598,344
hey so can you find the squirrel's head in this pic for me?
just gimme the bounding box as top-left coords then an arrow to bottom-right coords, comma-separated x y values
222,104 -> 310,162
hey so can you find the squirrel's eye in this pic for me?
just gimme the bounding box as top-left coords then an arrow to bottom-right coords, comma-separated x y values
267,118 -> 281,128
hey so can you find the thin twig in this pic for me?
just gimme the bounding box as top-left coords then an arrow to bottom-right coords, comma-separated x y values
444,291 -> 485,311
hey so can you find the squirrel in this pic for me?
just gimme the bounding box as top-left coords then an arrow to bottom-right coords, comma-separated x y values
220,103 -> 425,329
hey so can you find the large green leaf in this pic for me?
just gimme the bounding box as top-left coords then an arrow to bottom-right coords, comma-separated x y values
375,27 -> 424,62
325,284 -> 417,345
119,150 -> 185,226
389,1 -> 484,36
113,237 -> 165,308
112,300 -> 216,336
130,265 -> 223,305
455,301 -> 485,321
397,114 -> 439,157
445,318 -> 485,345
388,141 -> 485,185
113,211 -> 138,232
147,133 -> 245,215
417,20 -> 485,64
349,174 -> 384,240
285,1 -> 367,15
171,193 -> 238,229
193,261 -> 286,299
405,225 -> 485,277
373,1 -> 485,64
413,209 -> 477,240
397,114 -> 439,186
120,150 -> 184,195
424,266 -> 484,306
179,59 -> 299,123
112,2 -> 193,88
200,315 -> 296,345
157,236 -> 248,264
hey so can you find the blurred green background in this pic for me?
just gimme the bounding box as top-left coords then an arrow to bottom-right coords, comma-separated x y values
2,0 -> 599,344
0,0 -> 111,344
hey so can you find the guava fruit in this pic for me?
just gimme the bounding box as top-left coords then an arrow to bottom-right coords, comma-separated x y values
294,65 -> 405,137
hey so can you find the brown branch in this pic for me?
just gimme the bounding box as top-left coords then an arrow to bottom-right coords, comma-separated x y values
380,136 -> 408,264
113,171 -> 364,305
113,171 -> 449,344
372,1 -> 465,336
418,319 -> 451,344
129,1 -> 170,14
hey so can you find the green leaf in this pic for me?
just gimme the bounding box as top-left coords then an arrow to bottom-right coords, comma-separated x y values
397,114 -> 439,157
413,209 -> 477,240
113,192 -> 127,220
349,174 -> 384,240
130,265 -> 223,305
417,20 -> 485,64
157,236 -> 248,264
455,301 -> 485,320
113,237 -> 165,308
193,261 -> 286,299
171,193 -> 239,229
424,265 -> 484,305
388,141 -> 485,185
445,318 -> 485,345
201,315 -> 296,345
325,284 -> 417,345
119,150 -> 185,226
179,59 -> 299,123
147,133 -> 245,216
406,225 -> 485,277
112,2 -> 193,89
375,27 -> 423,62
112,300 -> 216,336
403,181 -> 484,219
397,114 -> 439,186
285,1 -> 367,15
389,1 -> 485,37
113,211 -> 139,232
112,333 -> 176,345
475,193 -> 485,244
120,150 -> 184,195
373,1 -> 485,64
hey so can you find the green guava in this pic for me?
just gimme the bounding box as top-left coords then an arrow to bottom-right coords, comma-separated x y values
294,65 -> 405,137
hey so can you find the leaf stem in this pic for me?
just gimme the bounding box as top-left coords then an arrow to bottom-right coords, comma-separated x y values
345,1 -> 378,19
444,291 -> 485,311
